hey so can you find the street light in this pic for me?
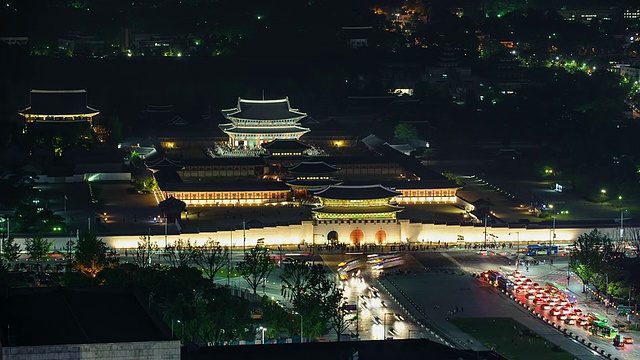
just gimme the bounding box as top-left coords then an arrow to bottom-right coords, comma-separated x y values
172,319 -> 184,345
295,312 -> 303,343
509,232 -> 520,271
549,216 -> 556,268
258,326 -> 267,345
383,313 -> 394,340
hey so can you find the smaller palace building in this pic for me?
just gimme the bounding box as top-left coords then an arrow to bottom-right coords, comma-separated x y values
19,89 -> 100,125
219,98 -> 310,148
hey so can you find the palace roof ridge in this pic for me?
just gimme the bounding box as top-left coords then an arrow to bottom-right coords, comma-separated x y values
221,96 -> 307,121
311,184 -> 402,200
30,89 -> 88,94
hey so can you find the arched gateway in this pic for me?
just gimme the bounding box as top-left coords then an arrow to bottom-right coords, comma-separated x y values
350,229 -> 364,245
327,230 -> 339,245
375,230 -> 387,245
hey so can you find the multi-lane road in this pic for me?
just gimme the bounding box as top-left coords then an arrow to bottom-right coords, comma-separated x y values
375,248 -> 639,359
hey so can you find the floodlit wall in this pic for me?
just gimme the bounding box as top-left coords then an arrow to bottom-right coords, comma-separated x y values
20,222 -> 613,251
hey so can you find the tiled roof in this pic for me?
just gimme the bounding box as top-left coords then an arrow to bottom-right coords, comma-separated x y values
286,161 -> 340,174
285,178 -> 343,187
161,181 -> 290,192
262,139 -> 312,150
312,204 -> 404,214
19,89 -> 99,116
311,184 -> 401,200
220,125 -> 310,134
221,98 -> 307,121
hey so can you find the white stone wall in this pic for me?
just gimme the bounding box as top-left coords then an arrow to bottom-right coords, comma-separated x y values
2,340 -> 180,360
20,222 -> 619,251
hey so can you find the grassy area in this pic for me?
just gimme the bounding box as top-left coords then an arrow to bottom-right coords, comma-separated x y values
214,267 -> 240,278
451,317 -> 574,360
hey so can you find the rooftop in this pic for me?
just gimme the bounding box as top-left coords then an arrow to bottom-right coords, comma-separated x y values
286,161 -> 341,174
0,286 -> 171,346
221,97 -> 307,121
19,89 -> 99,116
311,184 -> 402,200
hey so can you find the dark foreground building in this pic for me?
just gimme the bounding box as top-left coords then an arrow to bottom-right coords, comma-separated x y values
0,286 -> 180,359
182,338 -> 506,360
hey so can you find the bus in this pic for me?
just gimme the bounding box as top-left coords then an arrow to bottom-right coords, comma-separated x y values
546,282 -> 578,304
482,270 -> 505,285
497,276 -> 515,292
337,258 -> 363,273
369,254 -> 405,270
526,244 -> 559,256
590,321 -> 619,338
587,312 -> 608,324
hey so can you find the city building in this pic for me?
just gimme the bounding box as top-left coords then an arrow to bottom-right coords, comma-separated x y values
219,98 -> 310,147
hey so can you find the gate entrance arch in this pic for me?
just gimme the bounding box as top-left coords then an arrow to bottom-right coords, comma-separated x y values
327,231 -> 339,245
375,230 -> 387,245
350,229 -> 364,246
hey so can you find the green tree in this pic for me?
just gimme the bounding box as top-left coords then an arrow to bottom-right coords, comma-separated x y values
163,238 -> 195,268
237,246 -> 275,294
570,229 -> 612,295
393,123 -> 418,140
192,238 -> 229,284
135,235 -> 159,268
280,259 -> 325,302
322,280 -> 351,342
74,231 -> 116,277
1,236 -> 21,267
24,235 -> 52,273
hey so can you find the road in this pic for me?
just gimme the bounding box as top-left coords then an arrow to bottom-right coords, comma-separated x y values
379,248 -> 638,359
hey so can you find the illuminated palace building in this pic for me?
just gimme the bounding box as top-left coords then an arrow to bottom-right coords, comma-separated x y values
219,97 -> 310,147
18,89 -> 105,151
19,89 -> 100,127
146,96 -> 463,245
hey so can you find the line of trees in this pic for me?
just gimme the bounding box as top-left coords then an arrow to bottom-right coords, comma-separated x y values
570,229 -> 640,307
1,234 -> 350,345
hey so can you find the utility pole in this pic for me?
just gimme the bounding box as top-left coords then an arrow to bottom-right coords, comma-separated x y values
164,214 -> 168,248
549,217 -> 555,268
484,213 -> 488,249
510,232 -> 520,271
605,273 -> 609,314
620,196 -> 624,244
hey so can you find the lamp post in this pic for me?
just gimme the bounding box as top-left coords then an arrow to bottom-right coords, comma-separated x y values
164,213 -> 168,248
258,326 -> 267,344
509,232 -> 520,271
549,217 -> 555,268
605,274 -> 610,314
619,196 -> 624,244
383,313 -> 394,340
172,319 -> 184,345
295,312 -> 303,343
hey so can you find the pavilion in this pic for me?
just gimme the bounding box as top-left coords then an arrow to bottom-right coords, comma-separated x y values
18,89 -> 99,125
219,98 -> 310,148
